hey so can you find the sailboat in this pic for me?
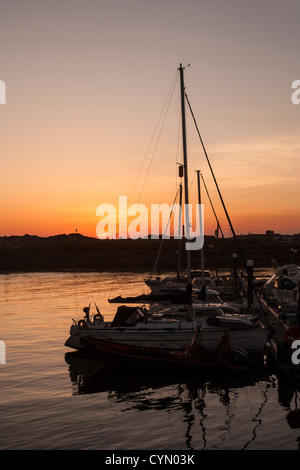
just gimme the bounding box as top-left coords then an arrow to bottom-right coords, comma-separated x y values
65,64 -> 268,360
145,168 -> 236,298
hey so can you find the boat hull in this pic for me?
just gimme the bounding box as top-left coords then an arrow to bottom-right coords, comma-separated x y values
65,321 -> 268,357
65,321 -> 197,350
79,336 -> 251,373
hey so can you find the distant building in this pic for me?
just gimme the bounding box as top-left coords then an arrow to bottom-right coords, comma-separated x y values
266,230 -> 274,241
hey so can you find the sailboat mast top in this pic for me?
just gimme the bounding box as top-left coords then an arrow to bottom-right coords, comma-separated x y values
179,63 -> 191,284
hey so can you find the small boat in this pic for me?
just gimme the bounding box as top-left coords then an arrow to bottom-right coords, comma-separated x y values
79,329 -> 254,374
109,286 -> 245,313
145,272 -> 236,297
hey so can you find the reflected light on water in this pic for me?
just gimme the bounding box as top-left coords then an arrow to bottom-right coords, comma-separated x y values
0,270 -> 300,450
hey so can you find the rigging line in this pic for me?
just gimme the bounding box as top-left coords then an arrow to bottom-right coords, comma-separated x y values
137,72 -> 179,206
185,92 -> 264,313
200,172 -> 225,238
188,171 -> 196,195
128,70 -> 179,205
185,93 -> 247,269
151,185 -> 181,276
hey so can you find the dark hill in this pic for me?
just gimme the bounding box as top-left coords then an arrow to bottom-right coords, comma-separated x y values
0,233 -> 298,272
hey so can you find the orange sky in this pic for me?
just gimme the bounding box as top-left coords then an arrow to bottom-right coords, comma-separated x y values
1,0 -> 300,238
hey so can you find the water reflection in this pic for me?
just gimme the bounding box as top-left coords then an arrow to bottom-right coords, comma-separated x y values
3,270 -> 300,450
65,350 -> 267,396
65,351 -> 279,450
276,372 -> 300,435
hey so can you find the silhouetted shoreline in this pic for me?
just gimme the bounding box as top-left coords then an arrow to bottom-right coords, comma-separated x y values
0,232 -> 299,273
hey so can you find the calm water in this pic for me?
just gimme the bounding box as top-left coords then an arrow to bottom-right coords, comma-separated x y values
1,270 -> 300,450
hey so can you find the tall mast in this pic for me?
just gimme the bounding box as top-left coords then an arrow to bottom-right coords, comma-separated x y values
196,170 -> 205,288
177,178 -> 183,279
179,63 -> 191,286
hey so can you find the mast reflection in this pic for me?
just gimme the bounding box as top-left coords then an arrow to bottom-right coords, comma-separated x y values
65,350 -> 275,450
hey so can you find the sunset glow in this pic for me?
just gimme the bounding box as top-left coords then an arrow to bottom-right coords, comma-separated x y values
1,1 -> 300,238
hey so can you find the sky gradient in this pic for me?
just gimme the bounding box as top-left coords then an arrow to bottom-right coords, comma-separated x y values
1,0 -> 300,238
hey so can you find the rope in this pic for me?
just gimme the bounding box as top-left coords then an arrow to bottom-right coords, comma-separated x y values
185,91 -> 264,314
200,172 -> 225,238
185,92 -> 248,271
151,184 -> 181,276
128,70 -> 179,206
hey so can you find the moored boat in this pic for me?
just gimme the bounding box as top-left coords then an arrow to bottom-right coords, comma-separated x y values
79,330 -> 254,373
145,272 -> 236,297
65,303 -> 268,359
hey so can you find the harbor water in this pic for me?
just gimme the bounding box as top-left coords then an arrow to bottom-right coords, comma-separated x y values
1,270 -> 300,450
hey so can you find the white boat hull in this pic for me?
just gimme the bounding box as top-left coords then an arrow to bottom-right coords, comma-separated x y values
65,320 -> 268,355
